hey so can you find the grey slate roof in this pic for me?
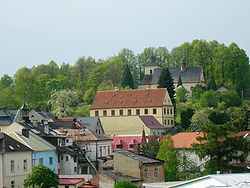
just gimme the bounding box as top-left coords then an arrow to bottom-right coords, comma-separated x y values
0,132 -> 33,153
169,67 -> 203,83
77,117 -> 102,133
115,150 -> 163,164
100,169 -> 142,182
140,67 -> 204,85
139,116 -> 165,129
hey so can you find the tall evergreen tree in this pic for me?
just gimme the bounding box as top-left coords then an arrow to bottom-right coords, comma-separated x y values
177,75 -> 182,87
121,63 -> 134,89
207,75 -> 217,90
157,67 -> 176,114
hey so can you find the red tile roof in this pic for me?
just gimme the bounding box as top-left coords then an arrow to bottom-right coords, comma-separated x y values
139,116 -> 165,129
91,88 -> 168,110
172,132 -> 204,149
59,178 -> 84,185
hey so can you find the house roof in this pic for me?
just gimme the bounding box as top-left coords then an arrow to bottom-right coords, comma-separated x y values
59,128 -> 111,142
172,132 -> 203,149
99,169 -> 142,182
4,122 -> 56,152
91,88 -> 168,110
0,132 -> 33,153
115,150 -> 163,164
139,116 -> 165,129
59,178 -> 84,185
77,117 -> 104,134
169,67 -> 204,83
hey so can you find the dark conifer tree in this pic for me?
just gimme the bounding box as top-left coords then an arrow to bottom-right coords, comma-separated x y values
177,75 -> 182,87
157,67 -> 176,115
121,64 -> 134,89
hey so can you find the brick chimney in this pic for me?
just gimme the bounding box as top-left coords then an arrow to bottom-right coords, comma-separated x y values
22,129 -> 29,139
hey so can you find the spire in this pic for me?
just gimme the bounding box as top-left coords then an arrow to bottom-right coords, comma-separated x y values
141,127 -> 147,145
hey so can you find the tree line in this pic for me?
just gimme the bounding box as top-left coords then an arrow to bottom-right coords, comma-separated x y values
0,39 -> 249,117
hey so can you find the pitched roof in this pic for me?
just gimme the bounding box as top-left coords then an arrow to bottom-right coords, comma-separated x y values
99,169 -> 141,182
59,178 -> 84,185
59,128 -> 111,142
115,150 -> 163,164
172,132 -> 203,149
0,132 -> 33,152
169,67 -> 204,83
139,116 -> 165,129
91,88 -> 167,110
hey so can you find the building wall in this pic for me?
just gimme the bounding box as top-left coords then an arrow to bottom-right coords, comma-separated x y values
140,163 -> 165,183
79,140 -> 112,162
2,151 -> 32,188
32,150 -> 57,172
98,173 -> 114,188
114,152 -> 141,179
0,154 -> 3,188
58,153 -> 78,175
144,65 -> 161,75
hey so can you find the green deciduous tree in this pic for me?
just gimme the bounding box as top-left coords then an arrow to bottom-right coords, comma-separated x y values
24,165 -> 58,188
114,180 -> 137,188
180,108 -> 195,130
193,122 -> 250,174
141,137 -> 160,158
157,135 -> 178,181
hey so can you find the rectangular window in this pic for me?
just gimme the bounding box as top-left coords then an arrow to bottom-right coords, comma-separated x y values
23,159 -> 28,171
74,167 -> 77,173
66,156 -> 69,161
144,167 -> 148,178
99,146 -> 102,157
154,166 -> 159,177
39,158 -> 44,165
164,108 -> 166,115
95,111 -> 99,116
74,156 -> 77,163
11,181 -> 15,188
164,119 -> 167,125
103,110 -> 107,116
153,108 -> 157,114
144,109 -> 148,114
128,109 -> 131,115
61,155 -> 63,161
119,110 -> 123,116
167,108 -> 169,114
10,160 -> 15,173
49,157 -> 53,165
116,144 -> 122,149
168,119 -> 170,125
111,110 -> 115,116
136,109 -> 140,115
171,119 -> 174,125
170,108 -> 173,114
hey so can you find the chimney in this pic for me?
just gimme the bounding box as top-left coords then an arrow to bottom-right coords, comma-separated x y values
199,64 -> 205,82
22,129 -> 29,139
180,63 -> 187,72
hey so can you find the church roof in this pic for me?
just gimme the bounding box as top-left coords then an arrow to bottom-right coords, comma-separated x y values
91,88 -> 168,110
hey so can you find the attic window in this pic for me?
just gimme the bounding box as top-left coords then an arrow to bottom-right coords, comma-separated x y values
9,145 -> 14,150
105,101 -> 108,104
113,93 -> 116,97
120,100 -> 123,104
16,144 -> 20,148
129,93 -> 132,96
149,99 -> 152,102
134,99 -> 137,103
146,91 -> 149,95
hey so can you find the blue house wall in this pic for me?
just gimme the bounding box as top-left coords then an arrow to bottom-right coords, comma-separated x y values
32,150 -> 57,172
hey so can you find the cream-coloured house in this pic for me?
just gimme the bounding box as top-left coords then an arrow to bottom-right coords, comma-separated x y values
90,88 -> 174,135
139,57 -> 205,92
0,133 -> 33,188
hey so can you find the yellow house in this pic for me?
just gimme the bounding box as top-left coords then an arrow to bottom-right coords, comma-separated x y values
90,88 -> 174,135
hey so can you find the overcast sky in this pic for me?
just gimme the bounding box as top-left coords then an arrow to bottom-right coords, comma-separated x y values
0,0 -> 249,77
